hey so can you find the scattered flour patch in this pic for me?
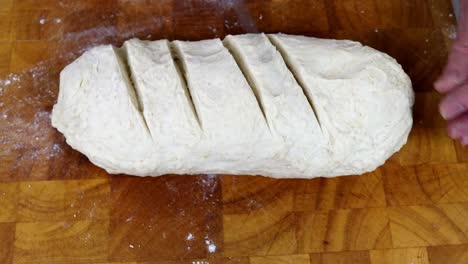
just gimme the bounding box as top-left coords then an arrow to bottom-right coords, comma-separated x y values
11,75 -> 20,82
208,26 -> 217,33
207,243 -> 216,253
39,18 -> 46,24
186,233 -> 194,240
205,238 -> 217,253
200,174 -> 217,201
52,143 -> 61,152
444,24 -> 457,40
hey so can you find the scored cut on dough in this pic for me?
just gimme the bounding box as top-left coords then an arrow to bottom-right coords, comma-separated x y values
268,33 -> 414,175
171,39 -> 284,175
224,33 -> 331,176
122,39 -> 201,174
51,45 -> 156,176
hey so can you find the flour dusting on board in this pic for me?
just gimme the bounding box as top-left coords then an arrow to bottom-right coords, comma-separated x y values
205,235 -> 217,253
445,24 -> 457,40
186,233 -> 194,240
201,174 -> 218,201
1,110 -> 63,165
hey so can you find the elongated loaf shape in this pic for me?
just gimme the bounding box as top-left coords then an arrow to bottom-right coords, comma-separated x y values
51,33 -> 414,178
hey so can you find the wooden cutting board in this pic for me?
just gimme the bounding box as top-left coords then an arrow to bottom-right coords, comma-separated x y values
0,0 -> 466,263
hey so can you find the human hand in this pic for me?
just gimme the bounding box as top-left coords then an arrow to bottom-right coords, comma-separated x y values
435,1 -> 468,145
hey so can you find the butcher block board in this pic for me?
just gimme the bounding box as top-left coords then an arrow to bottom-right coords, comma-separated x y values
0,0 -> 467,263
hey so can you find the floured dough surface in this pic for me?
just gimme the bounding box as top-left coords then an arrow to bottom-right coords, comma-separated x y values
269,33 -> 414,175
51,34 -> 414,178
51,45 -> 156,176
172,39 -> 282,175
224,33 -> 331,176
123,39 -> 201,174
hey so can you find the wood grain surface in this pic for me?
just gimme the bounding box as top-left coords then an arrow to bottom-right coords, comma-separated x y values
0,0 -> 465,263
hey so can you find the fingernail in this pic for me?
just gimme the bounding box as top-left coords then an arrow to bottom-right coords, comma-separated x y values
440,102 -> 465,120
462,137 -> 468,146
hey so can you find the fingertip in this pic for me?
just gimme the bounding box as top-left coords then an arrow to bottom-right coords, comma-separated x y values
439,101 -> 451,120
447,113 -> 468,140
447,125 -> 461,139
434,79 -> 447,92
434,75 -> 461,93
439,95 -> 466,120
462,137 -> 468,146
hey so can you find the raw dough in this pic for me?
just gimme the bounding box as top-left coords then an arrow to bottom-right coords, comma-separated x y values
269,33 -> 414,175
51,34 -> 414,178
172,39 -> 282,175
51,45 -> 156,176
122,39 -> 201,174
224,33 -> 331,175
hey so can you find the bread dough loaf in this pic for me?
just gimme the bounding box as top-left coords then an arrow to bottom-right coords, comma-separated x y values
51,33 -> 414,178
